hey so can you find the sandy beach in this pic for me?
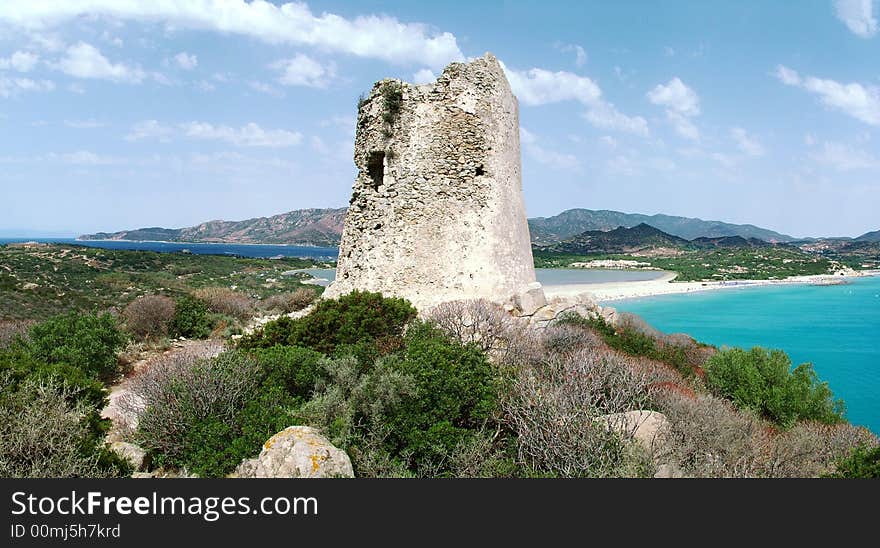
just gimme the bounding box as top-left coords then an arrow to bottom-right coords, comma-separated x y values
543,270 -> 880,303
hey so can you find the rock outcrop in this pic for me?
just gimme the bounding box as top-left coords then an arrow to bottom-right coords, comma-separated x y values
324,53 -> 544,311
109,441 -> 149,472
235,426 -> 354,478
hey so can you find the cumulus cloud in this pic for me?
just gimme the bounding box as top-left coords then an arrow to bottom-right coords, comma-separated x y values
647,77 -> 700,116
126,120 -> 303,148
0,1 -> 465,70
56,42 -> 146,83
834,0 -> 878,38
271,54 -> 334,88
814,141 -> 879,170
503,65 -> 601,106
647,77 -> 701,140
0,75 -> 55,97
504,63 -> 647,136
730,127 -> 765,157
0,51 -> 39,72
775,65 -> 880,126
582,102 -> 649,137
172,52 -> 198,70
412,68 -> 436,85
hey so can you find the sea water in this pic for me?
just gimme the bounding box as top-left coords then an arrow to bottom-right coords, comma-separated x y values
613,276 -> 880,434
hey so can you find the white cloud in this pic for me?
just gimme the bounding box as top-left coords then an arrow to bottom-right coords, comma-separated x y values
503,63 -> 647,136
412,68 -> 436,85
271,54 -> 334,88
520,127 -> 580,171
126,120 -> 303,148
730,127 -> 765,157
558,43 -> 587,67
64,119 -> 106,129
647,77 -> 701,140
0,51 -> 39,72
56,42 -> 146,83
647,77 -> 700,116
815,141 -> 879,170
805,133 -> 816,146
665,112 -> 699,140
775,65 -> 880,126
834,0 -> 878,38
248,81 -> 283,97
0,1 -> 465,70
503,65 -> 601,106
599,136 -> 618,148
663,46 -> 675,57
125,120 -> 175,143
173,52 -> 198,70
0,75 -> 55,98
582,102 -> 649,136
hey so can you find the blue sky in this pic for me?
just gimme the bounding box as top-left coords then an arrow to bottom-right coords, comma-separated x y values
0,1 -> 878,238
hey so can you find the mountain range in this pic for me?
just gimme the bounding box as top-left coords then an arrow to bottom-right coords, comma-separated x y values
540,223 -> 778,255
79,207 -> 877,248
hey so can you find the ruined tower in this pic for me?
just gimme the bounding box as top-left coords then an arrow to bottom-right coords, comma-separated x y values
324,53 -> 545,312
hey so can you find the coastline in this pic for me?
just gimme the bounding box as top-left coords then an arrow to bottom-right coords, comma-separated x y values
73,238 -> 338,248
543,270 -> 880,303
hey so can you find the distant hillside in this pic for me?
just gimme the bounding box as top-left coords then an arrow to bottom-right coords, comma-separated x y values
540,223 -> 776,256
81,206 -> 801,248
855,229 -> 880,243
528,208 -> 795,245
81,208 -> 347,247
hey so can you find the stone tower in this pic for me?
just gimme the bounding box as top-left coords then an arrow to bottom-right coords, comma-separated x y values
324,53 -> 545,312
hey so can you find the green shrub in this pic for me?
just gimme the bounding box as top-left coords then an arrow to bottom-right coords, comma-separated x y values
827,445 -> 880,478
251,345 -> 326,402
705,347 -> 845,428
240,290 -> 417,354
125,350 -> 303,477
383,322 -> 498,473
0,373 -> 127,478
169,295 -> 212,339
27,312 -> 127,381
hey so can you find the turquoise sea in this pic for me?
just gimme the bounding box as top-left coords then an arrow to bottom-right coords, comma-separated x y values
613,277 -> 880,434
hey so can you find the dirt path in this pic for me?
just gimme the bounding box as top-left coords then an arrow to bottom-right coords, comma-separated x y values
101,339 -> 225,442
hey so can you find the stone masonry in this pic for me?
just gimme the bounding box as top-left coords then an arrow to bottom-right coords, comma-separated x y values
324,53 -> 545,312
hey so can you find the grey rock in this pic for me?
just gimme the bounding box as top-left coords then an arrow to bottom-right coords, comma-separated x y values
235,426 -> 354,479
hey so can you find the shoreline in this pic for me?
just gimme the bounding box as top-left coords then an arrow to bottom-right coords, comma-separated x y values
72,238 -> 338,249
543,270 -> 880,303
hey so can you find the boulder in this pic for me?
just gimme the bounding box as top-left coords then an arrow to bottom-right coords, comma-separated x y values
235,426 -> 354,478
515,283 -> 547,316
110,441 -> 149,472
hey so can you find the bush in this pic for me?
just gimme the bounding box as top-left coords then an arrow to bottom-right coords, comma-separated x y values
169,295 -> 212,339
240,290 -> 417,354
705,347 -> 845,427
0,373 -> 127,478
27,312 -> 127,381
123,295 -> 175,340
0,320 -> 33,349
828,444 -> 880,478
501,347 -> 657,477
250,345 -> 326,403
384,322 -> 498,472
193,287 -> 254,322
655,390 -> 871,478
557,312 -> 709,378
298,322 -> 505,477
425,299 -> 517,354
261,288 -> 318,314
122,349 -> 304,477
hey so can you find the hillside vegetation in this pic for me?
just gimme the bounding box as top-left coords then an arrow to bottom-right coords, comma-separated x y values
0,243 -> 322,321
